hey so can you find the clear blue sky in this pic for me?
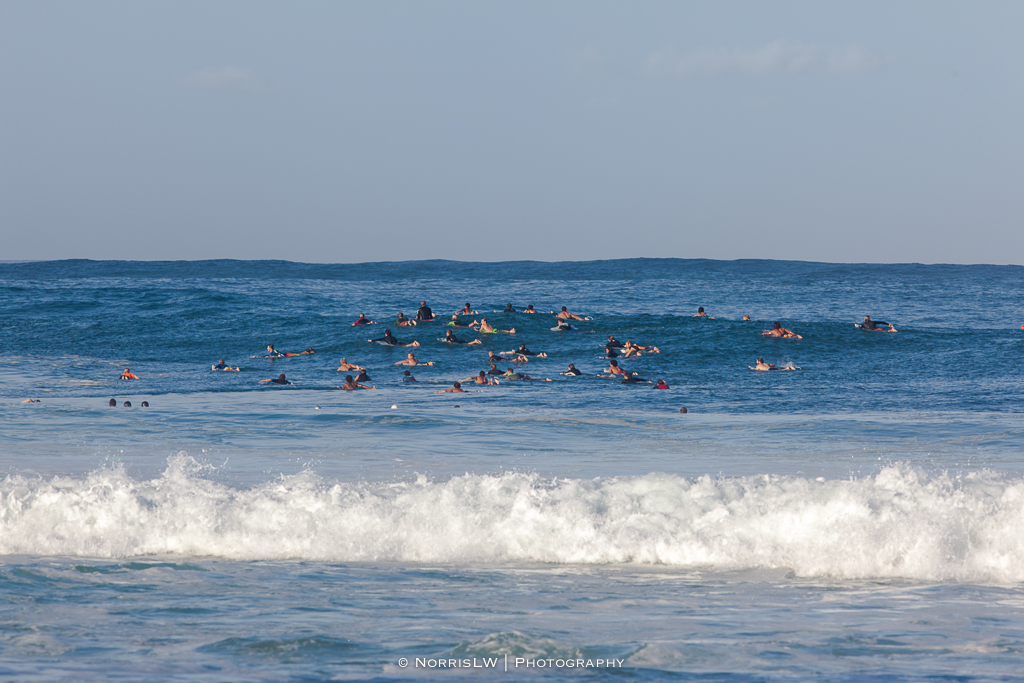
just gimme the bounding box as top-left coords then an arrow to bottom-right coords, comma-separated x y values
2,1 -> 1022,264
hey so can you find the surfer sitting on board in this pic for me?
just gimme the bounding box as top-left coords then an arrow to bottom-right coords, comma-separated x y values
523,305 -> 538,314
416,301 -> 434,321
369,330 -> 420,347
352,313 -> 375,326
341,374 -> 374,390
761,322 -> 802,339
858,315 -> 896,332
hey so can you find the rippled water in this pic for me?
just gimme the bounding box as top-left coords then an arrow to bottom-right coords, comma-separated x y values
1,258 -> 1023,681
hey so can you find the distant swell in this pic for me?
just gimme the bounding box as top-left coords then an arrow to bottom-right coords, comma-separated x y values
3,456 -> 1023,582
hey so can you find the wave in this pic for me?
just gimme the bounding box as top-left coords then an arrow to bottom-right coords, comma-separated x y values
2,455 -> 1022,582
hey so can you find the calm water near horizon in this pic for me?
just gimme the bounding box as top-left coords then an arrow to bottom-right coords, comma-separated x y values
2,258 -> 1023,681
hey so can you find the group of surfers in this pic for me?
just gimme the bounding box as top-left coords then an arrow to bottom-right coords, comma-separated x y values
111,300 -> 896,389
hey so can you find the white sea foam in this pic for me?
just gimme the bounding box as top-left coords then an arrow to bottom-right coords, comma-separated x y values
2,455 -> 1023,582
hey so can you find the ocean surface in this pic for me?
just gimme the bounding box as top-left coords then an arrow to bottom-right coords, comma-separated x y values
1,258 -> 1023,682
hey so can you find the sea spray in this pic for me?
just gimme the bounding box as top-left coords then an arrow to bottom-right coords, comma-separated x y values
3,455 -> 1023,581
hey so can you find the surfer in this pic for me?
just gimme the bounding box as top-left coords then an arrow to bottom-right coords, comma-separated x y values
260,373 -> 292,385
268,345 -> 314,357
448,314 -> 471,327
476,318 -> 514,334
461,371 -> 497,385
762,322 -> 802,339
402,370 -> 417,382
602,345 -> 620,359
119,368 -> 138,380
395,312 -> 416,326
444,330 -> 482,345
553,320 -> 573,331
556,306 -> 589,321
655,379 -> 669,389
751,357 -> 799,371
694,307 -> 713,318
395,352 -> 434,366
337,358 -> 366,372
742,314 -> 751,321
108,399 -> 117,407
21,398 -> 41,403
603,360 -> 627,376
621,341 -> 660,357
486,362 -> 504,376
341,374 -> 374,390
213,359 -> 241,371
621,372 -> 651,384
503,368 -> 552,381
416,301 -> 435,321
457,303 -> 477,316
606,335 -> 623,348
524,305 -> 537,314
355,369 -> 372,383
503,303 -> 516,313
352,313 -> 375,326
562,363 -> 583,376
859,315 -> 896,332
437,381 -> 469,393
368,330 -> 420,347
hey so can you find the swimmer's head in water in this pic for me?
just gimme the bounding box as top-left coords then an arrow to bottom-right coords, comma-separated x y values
756,358 -> 764,363
454,382 -> 462,389
345,375 -> 354,382
123,401 -> 131,407
278,374 -> 286,381
141,401 -> 149,407
679,407 -> 688,413
526,305 -> 534,310
774,322 -> 782,329
743,314 -> 750,320
218,359 -> 225,364
108,398 -> 116,407
404,370 -> 411,376
698,307 -> 704,313
479,371 -> 486,377
568,364 -> 576,369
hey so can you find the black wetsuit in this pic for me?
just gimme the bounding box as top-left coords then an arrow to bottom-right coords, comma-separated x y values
486,365 -> 504,376
214,363 -> 230,370
863,320 -> 890,330
622,375 -> 648,384
504,305 -> 515,313
564,367 -> 582,376
403,375 -> 417,382
445,333 -> 470,344
516,347 -> 539,356
373,333 -> 401,346
605,346 -> 620,358
417,306 -> 434,320
356,371 -> 371,382
606,338 -> 624,348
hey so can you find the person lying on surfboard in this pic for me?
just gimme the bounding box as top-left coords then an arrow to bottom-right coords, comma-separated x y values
555,306 -> 590,321
259,373 -> 292,385
213,359 -> 241,371
368,330 -> 420,347
501,343 -> 546,357
761,322 -> 802,339
337,358 -> 366,372
267,344 -> 314,357
858,315 -> 896,332
472,318 -> 514,334
443,329 -> 482,345
395,352 -> 434,366
437,381 -> 470,393
352,313 -> 375,326
751,357 -> 799,371
341,374 -> 374,390
461,371 -> 498,385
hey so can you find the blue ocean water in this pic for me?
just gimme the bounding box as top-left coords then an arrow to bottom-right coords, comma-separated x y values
1,258 -> 1023,681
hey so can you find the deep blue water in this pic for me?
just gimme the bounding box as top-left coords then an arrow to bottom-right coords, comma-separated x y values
1,258 -> 1023,681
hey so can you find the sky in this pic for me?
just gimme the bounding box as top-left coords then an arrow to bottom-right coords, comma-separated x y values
1,1 -> 1022,264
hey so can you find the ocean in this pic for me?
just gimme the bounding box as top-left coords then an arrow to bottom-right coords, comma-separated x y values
1,258 -> 1023,681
